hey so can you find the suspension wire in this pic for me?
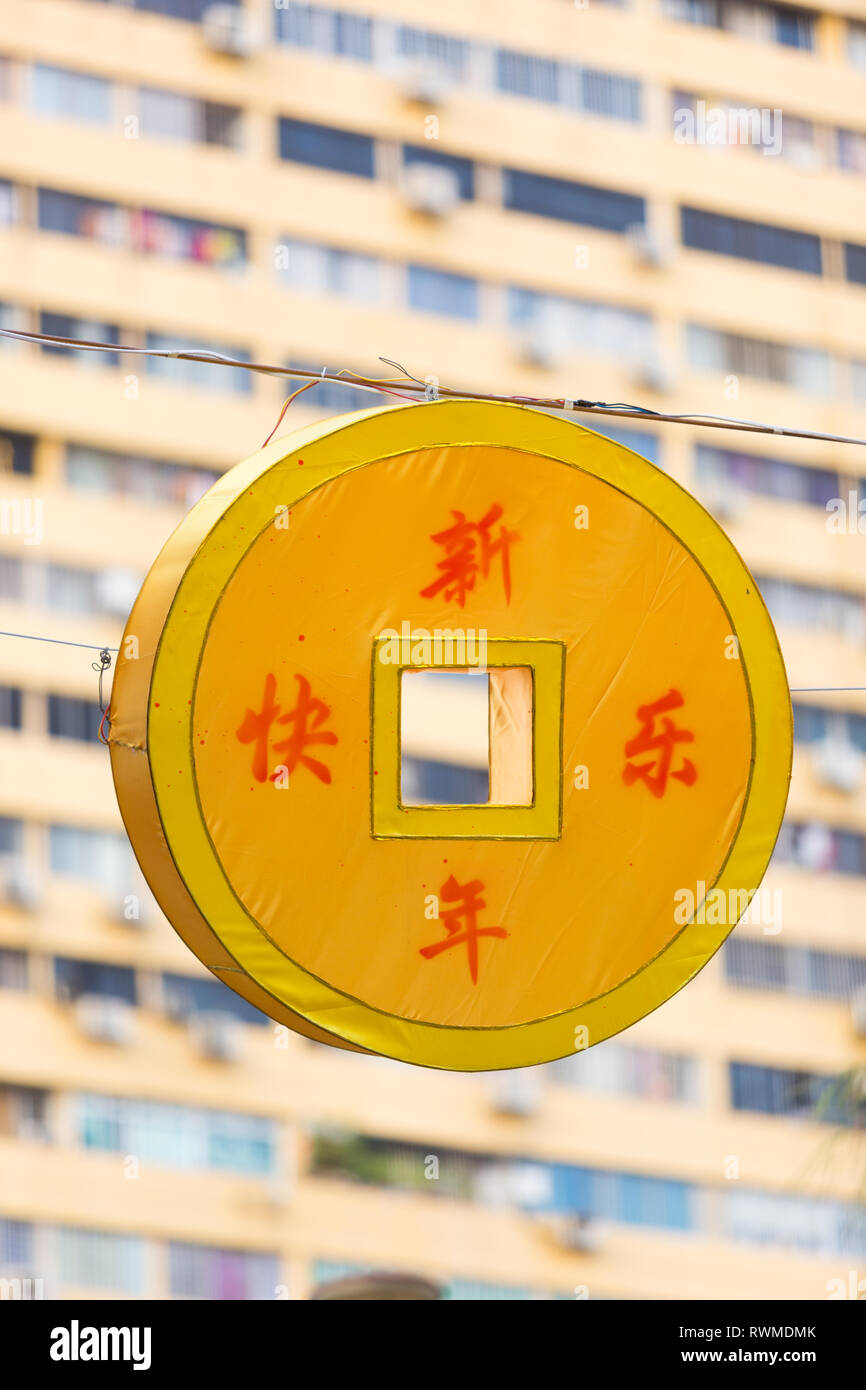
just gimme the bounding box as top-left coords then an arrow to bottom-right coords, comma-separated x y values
2,328 -> 865,449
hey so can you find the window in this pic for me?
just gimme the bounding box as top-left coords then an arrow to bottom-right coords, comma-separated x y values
32,64 -> 112,123
66,444 -> 218,506
59,1227 -> 143,1294
278,117 -> 375,178
138,87 -> 242,148
0,1085 -> 50,1140
162,972 -> 268,1025
847,20 -> 866,70
755,575 -> 866,642
773,820 -> 866,876
845,243 -> 866,287
276,238 -> 382,301
169,1243 -> 279,1300
47,695 -> 101,744
40,312 -> 120,370
45,564 -> 101,614
401,759 -> 489,807
77,1094 -> 276,1174
0,948 -> 27,990
508,287 -> 654,364
725,937 -> 866,999
402,144 -> 474,200
681,207 -> 821,274
725,1190 -> 866,1258
837,128 -> 866,176
694,445 -> 842,507
0,1219 -> 33,1268
551,1043 -> 698,1102
38,187 -> 122,244
0,556 -> 23,601
395,25 -> 470,80
54,957 -> 137,1005
729,1062 -> 865,1126
0,685 -> 22,730
274,4 -> 373,59
145,334 -> 252,394
130,209 -> 245,266
793,703 -> 866,751
408,264 -> 479,319
505,169 -> 644,233
662,0 -> 815,51
49,826 -> 133,893
0,817 -> 22,854
0,178 -> 15,226
95,0 -> 239,18
0,430 -> 35,475
686,326 -> 833,393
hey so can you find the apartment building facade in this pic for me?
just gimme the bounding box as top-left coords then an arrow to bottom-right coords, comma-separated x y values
0,0 -> 864,1300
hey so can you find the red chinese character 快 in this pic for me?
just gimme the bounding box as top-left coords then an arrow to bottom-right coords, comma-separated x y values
622,688 -> 697,799
419,874 -> 509,984
420,503 -> 519,608
236,672 -> 337,785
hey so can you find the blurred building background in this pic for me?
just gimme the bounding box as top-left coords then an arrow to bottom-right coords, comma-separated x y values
0,0 -> 865,1301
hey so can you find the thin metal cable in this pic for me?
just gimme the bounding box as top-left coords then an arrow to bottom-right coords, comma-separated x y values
2,328 -> 865,448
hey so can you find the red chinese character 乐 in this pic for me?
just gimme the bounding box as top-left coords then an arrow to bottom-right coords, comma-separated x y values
420,503 -> 519,608
236,672 -> 337,785
622,688 -> 697,799
419,874 -> 508,984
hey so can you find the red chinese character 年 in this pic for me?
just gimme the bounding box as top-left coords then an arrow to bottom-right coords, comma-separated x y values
236,672 -> 337,785
622,688 -> 697,799
419,503 -> 519,608
419,874 -> 509,984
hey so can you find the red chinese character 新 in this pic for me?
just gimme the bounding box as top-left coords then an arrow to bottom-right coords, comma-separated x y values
420,503 -> 519,608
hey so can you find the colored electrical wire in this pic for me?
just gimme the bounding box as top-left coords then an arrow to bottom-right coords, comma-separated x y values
2,327 -> 865,449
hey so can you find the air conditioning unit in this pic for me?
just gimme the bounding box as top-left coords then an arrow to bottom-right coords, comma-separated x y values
75,995 -> 135,1046
402,162 -> 461,217
488,1070 -> 541,1118
3,859 -> 42,913
631,356 -> 677,395
201,4 -> 261,58
190,1010 -> 244,1063
699,476 -> 746,523
543,1213 -> 605,1254
851,986 -> 866,1039
627,223 -> 674,269
517,321 -> 569,371
96,568 -> 140,620
813,738 -> 863,795
395,58 -> 455,106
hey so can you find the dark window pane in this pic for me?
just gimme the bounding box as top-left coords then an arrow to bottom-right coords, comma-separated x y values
0,430 -> 35,475
844,242 -> 866,286
0,686 -> 22,729
48,694 -> 101,744
162,972 -> 268,1025
681,206 -> 821,274
55,957 -> 136,1005
505,169 -> 644,233
278,117 -> 375,178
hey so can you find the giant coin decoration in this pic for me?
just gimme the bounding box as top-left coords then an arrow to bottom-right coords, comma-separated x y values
109,401 -> 791,1069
